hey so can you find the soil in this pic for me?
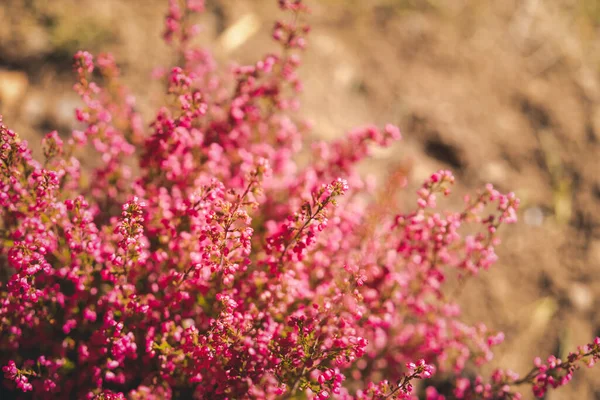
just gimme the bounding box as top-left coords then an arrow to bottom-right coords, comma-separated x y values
1,0 -> 599,398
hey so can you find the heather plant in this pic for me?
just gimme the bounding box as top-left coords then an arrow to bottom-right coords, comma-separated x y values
0,0 -> 598,399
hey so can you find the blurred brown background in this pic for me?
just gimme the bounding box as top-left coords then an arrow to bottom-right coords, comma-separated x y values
1,0 -> 599,398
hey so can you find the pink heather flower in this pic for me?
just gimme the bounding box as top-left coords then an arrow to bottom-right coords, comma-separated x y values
0,0 -> 597,399
2,360 -> 18,380
74,50 -> 94,75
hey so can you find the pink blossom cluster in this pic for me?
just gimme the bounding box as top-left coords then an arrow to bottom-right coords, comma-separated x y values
1,0 -> 598,399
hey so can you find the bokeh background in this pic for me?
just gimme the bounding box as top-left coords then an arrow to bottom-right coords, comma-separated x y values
1,0 -> 599,398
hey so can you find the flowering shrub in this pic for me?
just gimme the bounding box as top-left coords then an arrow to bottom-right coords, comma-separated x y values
1,0 -> 598,399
